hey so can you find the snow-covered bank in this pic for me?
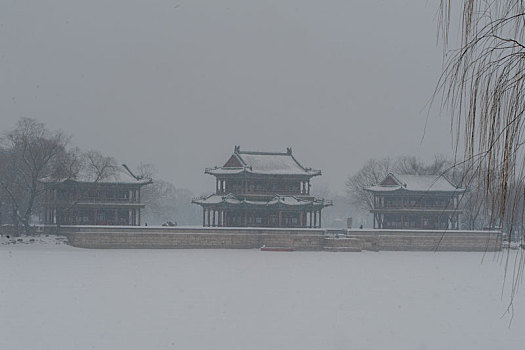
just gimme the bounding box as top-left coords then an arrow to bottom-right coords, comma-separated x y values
0,241 -> 523,350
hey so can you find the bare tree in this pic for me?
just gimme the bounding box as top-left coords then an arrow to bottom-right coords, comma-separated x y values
51,147 -> 83,180
135,162 -> 156,179
141,179 -> 201,226
396,155 -> 450,176
0,147 -> 13,226
447,162 -> 493,230
0,118 -> 76,233
81,150 -> 119,182
123,163 -> 200,225
346,157 -> 394,211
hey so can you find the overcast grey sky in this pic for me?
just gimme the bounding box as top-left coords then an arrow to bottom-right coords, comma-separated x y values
1,0 -> 454,193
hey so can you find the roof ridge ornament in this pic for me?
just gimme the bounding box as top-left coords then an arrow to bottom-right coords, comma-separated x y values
286,147 -> 292,155
122,164 -> 142,180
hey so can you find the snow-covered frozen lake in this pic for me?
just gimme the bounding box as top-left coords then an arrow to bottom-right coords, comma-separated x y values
1,237 -> 524,350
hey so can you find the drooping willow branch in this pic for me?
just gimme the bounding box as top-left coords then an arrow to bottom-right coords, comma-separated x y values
435,0 -> 525,313
436,1 -> 525,240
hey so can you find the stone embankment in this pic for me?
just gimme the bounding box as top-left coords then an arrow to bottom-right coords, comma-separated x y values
63,226 -> 325,250
40,225 -> 503,252
347,229 -> 502,252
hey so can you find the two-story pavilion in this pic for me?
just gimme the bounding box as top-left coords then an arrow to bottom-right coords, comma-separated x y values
41,166 -> 152,226
365,173 -> 465,230
193,146 -> 331,228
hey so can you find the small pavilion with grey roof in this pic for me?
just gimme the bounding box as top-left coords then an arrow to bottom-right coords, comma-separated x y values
193,146 -> 332,228
365,173 -> 465,230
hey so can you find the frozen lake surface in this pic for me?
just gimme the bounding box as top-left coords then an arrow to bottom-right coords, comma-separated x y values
1,237 -> 524,350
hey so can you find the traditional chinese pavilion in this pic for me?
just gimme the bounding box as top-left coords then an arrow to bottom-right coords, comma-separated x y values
193,146 -> 331,228
41,166 -> 152,226
365,173 -> 465,230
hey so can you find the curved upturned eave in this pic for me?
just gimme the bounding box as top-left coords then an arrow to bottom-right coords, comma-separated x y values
364,186 -> 465,195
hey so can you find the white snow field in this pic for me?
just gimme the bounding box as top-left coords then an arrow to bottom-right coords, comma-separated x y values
1,237 -> 524,350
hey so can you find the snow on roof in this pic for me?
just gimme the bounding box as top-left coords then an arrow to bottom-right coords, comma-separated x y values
41,166 -> 152,185
206,147 -> 321,176
205,168 -> 246,175
192,194 -> 331,208
237,152 -> 306,174
365,173 -> 464,193
194,193 -> 241,205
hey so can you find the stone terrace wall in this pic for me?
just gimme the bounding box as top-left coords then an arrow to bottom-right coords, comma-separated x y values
323,237 -> 364,252
347,229 -> 502,252
13,225 -> 503,252
63,226 -> 325,250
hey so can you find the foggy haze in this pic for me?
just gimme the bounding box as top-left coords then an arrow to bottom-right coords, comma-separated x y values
2,3 -> 524,349
0,0 -> 452,193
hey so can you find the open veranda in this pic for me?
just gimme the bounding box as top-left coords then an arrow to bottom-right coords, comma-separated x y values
0,237 -> 524,350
